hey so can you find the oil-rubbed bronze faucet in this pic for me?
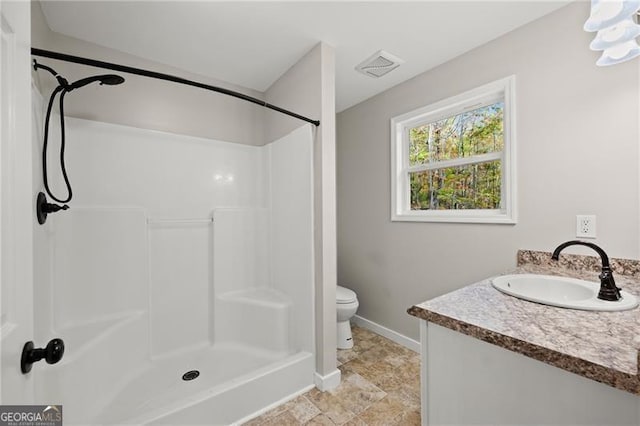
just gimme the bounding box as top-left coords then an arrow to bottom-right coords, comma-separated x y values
551,240 -> 621,301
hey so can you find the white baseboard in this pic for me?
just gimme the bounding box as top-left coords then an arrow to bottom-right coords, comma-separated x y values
353,315 -> 420,353
314,368 -> 341,391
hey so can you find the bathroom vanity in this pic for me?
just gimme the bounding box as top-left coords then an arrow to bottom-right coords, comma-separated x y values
408,250 -> 640,426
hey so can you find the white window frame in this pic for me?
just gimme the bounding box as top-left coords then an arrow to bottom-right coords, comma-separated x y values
390,75 -> 517,224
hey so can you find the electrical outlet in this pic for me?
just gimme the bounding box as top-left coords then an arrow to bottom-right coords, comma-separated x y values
576,215 -> 596,239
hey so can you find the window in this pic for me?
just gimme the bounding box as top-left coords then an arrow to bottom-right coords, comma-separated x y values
390,76 -> 516,223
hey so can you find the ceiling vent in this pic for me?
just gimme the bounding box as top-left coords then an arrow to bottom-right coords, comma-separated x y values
355,50 -> 404,78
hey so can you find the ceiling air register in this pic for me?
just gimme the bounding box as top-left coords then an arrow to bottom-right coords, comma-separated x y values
355,50 -> 404,78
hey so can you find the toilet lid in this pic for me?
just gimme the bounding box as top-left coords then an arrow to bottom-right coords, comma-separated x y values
337,286 -> 357,304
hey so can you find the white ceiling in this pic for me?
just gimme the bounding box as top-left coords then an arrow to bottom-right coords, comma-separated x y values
40,1 -> 571,112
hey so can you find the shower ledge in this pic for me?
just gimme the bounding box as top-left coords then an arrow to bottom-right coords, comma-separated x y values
217,287 -> 292,307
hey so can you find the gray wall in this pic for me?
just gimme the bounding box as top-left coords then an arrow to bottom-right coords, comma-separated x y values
31,1 -> 264,145
337,2 -> 640,340
266,43 -> 338,380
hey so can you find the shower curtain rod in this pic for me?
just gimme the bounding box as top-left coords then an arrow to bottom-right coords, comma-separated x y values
31,48 -> 321,127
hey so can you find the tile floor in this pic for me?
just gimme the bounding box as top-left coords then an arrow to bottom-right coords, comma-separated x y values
244,326 -> 421,425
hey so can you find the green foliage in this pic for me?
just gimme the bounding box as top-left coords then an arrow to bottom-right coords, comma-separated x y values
408,102 -> 504,210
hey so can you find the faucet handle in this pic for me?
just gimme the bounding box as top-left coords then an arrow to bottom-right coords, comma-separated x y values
598,269 -> 621,301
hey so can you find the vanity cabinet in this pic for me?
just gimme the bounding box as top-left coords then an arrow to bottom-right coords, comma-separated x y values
409,250 -> 640,425
419,321 -> 640,425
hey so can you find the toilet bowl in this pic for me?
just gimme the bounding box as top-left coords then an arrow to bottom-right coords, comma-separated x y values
336,286 -> 359,349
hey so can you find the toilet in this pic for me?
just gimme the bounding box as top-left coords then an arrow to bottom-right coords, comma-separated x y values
336,285 -> 359,349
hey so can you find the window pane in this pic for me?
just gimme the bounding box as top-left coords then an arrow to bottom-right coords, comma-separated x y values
410,160 -> 502,210
409,102 -> 504,166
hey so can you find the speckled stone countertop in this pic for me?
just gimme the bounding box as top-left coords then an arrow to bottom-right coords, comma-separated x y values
407,250 -> 640,394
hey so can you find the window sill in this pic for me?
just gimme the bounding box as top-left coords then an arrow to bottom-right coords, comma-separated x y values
391,211 -> 517,224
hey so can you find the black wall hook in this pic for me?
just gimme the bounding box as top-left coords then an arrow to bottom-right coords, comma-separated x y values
36,192 -> 69,225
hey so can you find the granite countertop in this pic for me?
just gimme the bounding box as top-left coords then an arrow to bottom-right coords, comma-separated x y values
407,250 -> 640,394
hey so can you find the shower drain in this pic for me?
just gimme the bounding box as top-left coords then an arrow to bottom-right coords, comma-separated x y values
182,370 -> 200,381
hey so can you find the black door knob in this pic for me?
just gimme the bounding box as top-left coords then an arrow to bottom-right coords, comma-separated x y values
21,338 -> 65,374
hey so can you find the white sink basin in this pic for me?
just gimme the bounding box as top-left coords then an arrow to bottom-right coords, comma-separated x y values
491,274 -> 638,311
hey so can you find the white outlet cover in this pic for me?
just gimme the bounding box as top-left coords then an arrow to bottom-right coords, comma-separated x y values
576,215 -> 596,239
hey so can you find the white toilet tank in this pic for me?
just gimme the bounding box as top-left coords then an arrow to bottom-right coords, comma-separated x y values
336,286 -> 357,304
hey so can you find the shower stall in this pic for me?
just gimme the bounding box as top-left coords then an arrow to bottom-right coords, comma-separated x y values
31,75 -> 316,424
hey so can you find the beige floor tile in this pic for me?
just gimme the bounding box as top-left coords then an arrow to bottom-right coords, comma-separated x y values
306,387 -> 356,425
387,386 -> 420,412
384,351 -> 415,368
370,370 -> 407,393
337,348 -> 359,364
395,364 -> 420,389
241,326 -> 421,426
289,396 -> 322,423
343,357 -> 394,386
305,413 -> 337,425
342,417 -> 368,426
390,410 -> 421,426
373,362 -> 420,395
241,417 -> 263,426
260,410 -> 301,426
337,362 -> 357,380
329,372 -> 387,415
351,336 -> 378,353
356,396 -> 406,425
355,345 -> 396,365
351,326 -> 377,341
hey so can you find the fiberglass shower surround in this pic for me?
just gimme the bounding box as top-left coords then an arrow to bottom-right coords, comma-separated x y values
31,47 -> 319,222
31,50 -> 317,424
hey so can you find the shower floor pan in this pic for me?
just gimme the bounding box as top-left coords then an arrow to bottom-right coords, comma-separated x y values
94,344 -> 314,425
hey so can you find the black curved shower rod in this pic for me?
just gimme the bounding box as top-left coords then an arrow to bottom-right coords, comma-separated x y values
31,47 -> 321,127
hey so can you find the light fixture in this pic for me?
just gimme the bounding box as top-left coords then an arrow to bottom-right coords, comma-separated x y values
584,0 -> 640,31
597,39 -> 640,65
589,17 -> 640,49
585,0 -> 640,66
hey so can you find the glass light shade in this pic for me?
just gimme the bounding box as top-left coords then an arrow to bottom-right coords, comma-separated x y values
590,17 -> 640,50
584,0 -> 640,32
596,39 -> 640,65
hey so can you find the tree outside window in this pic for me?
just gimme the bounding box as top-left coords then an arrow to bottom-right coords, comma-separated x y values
391,76 -> 516,224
